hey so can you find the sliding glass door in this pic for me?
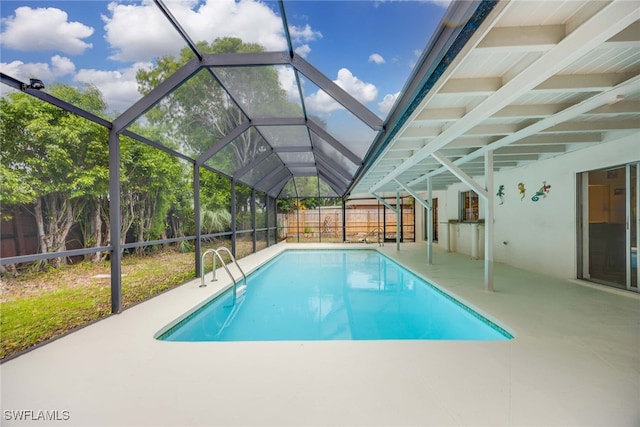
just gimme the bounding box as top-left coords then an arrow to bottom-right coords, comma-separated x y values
628,164 -> 637,289
580,162 -> 639,291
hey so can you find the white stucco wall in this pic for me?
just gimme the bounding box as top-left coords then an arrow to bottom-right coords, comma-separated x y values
417,133 -> 640,279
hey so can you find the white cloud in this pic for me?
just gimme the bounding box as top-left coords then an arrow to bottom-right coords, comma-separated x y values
305,68 -> 378,114
1,60 -> 52,82
74,62 -> 153,114
51,55 -> 76,76
305,88 -> 340,114
102,0 -> 319,62
428,0 -> 452,8
368,53 -> 385,65
295,44 -> 311,58
0,7 -> 93,55
290,24 -> 322,43
378,92 -> 400,116
276,65 -> 299,103
0,56 -> 147,113
102,2 -> 185,62
0,55 -> 76,82
336,68 -> 377,104
2,0 -> 324,114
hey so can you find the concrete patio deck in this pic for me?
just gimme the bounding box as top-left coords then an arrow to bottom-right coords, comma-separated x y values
2,242 -> 639,426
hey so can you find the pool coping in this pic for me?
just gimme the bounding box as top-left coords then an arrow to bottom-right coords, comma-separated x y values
2,242 -> 639,426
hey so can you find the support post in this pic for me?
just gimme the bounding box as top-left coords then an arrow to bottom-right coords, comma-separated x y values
396,191 -> 401,251
427,177 -> 433,265
231,180 -> 237,257
252,189 -> 257,253
275,197 -> 279,243
342,202 -> 346,242
636,162 -> 640,290
266,196 -> 270,247
484,150 -> 495,292
194,165 -> 201,277
296,198 -> 300,243
108,129 -> 122,313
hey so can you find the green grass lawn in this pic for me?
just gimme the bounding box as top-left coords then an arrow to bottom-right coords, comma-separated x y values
0,240 -> 262,360
1,286 -> 112,359
0,248 -> 195,360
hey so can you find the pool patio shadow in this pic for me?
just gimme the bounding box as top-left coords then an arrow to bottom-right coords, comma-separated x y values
1,242 -> 639,426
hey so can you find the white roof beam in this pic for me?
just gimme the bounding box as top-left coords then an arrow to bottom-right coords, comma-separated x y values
399,126 -> 441,139
415,107 -> 466,122
406,77 -> 636,188
477,25 -> 565,52
492,103 -> 570,119
368,1 -> 640,193
372,193 -> 397,213
587,101 -> 640,116
388,140 -> 429,151
603,21 -> 640,49
496,145 -> 566,155
437,72 -> 636,97
541,118 -> 640,133
385,151 -> 415,159
432,151 -> 488,200
465,155 -> 537,163
515,133 -> 602,145
438,77 -> 640,172
394,180 -> 431,210
447,137 -> 500,148
440,77 -> 501,95
467,123 -> 521,136
533,72 -> 637,93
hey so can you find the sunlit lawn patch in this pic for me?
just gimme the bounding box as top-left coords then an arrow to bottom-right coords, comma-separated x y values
0,241 -> 260,360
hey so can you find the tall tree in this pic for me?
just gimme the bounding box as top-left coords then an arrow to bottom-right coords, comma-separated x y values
118,136 -> 187,253
0,85 -> 109,266
136,37 -> 302,196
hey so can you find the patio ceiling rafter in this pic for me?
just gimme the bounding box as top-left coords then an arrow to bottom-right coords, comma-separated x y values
411,74 -> 640,186
360,0 -> 640,195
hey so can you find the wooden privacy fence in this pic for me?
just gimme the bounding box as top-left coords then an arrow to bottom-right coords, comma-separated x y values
278,205 -> 414,242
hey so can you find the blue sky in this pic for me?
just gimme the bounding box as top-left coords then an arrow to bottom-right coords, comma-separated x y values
1,0 -> 447,118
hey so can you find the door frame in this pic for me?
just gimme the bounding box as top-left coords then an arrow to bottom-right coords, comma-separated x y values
577,162 -> 640,292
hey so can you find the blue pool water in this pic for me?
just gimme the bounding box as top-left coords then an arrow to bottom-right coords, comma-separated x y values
159,250 -> 512,341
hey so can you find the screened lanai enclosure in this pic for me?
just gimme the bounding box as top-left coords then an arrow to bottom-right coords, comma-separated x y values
5,0 -> 637,361
1,0 -> 453,320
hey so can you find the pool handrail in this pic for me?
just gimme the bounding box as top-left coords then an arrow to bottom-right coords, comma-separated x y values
200,247 -> 247,306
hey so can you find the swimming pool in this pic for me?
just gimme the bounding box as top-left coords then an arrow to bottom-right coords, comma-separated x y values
158,250 -> 513,341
